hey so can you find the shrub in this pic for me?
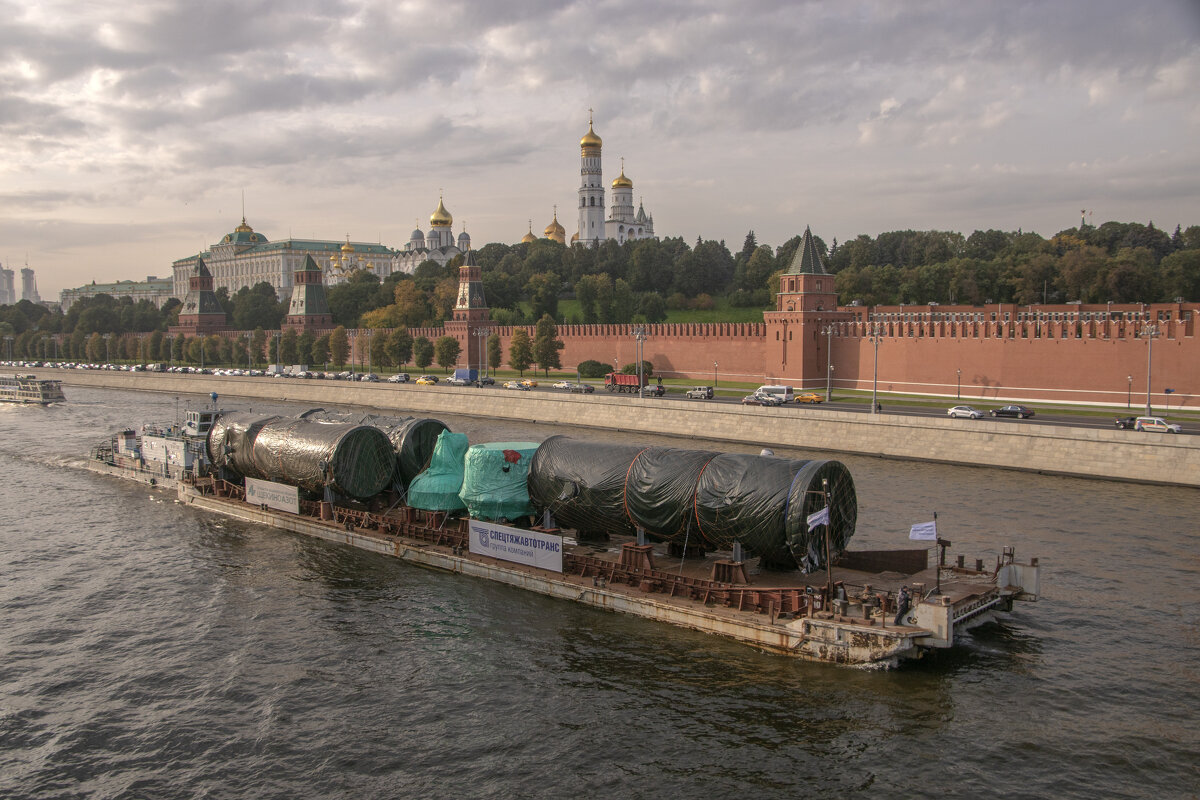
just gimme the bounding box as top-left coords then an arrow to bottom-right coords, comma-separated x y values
576,359 -> 611,378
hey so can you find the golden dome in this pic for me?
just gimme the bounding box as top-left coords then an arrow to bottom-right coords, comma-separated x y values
521,220 -> 537,244
544,208 -> 566,243
341,237 -> 355,253
430,197 -> 452,227
612,171 -> 632,189
571,231 -> 579,243
580,121 -> 602,150
234,216 -> 253,233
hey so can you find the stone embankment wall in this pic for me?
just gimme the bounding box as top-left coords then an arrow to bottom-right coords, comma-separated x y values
53,370 -> 1200,487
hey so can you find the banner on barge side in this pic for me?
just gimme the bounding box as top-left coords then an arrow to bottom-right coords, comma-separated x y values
245,477 -> 300,515
469,520 -> 563,573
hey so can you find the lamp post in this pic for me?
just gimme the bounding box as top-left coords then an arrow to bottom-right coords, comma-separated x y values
632,326 -> 647,396
245,332 -> 253,370
821,325 -> 834,402
3,335 -> 12,361
957,368 -> 961,399
365,329 -> 374,376
1141,324 -> 1159,416
869,317 -> 882,413
1127,375 -> 1132,410
713,361 -> 718,391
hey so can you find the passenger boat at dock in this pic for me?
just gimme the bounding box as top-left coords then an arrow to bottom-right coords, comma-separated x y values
84,404 -> 1041,667
0,373 -> 66,404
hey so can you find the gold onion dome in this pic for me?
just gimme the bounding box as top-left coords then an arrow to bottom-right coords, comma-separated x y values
430,197 -> 453,226
341,237 -> 355,253
612,171 -> 632,189
544,214 -> 566,238
580,121 -> 602,149
521,221 -> 537,244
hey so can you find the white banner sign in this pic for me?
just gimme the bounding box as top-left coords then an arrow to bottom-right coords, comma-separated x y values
245,477 -> 300,515
469,519 -> 563,573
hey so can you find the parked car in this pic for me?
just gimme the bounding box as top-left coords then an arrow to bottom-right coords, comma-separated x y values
990,404 -> 1035,419
795,392 -> 823,404
388,373 -> 410,383
551,380 -> 572,390
742,392 -> 782,406
416,375 -> 438,385
503,380 -> 530,390
948,405 -> 984,419
520,378 -> 538,388
568,382 -> 595,394
685,386 -> 714,400
1134,416 -> 1182,433
446,376 -> 471,386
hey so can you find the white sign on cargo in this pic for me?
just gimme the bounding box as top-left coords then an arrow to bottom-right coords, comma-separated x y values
245,477 -> 300,514
469,519 -> 563,573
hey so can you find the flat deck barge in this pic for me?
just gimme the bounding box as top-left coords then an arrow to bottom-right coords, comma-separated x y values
83,453 -> 1040,667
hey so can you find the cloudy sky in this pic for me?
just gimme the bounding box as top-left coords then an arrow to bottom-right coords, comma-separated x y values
3,0 -> 1199,299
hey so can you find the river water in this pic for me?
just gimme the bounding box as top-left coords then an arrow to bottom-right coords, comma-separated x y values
0,387 -> 1196,799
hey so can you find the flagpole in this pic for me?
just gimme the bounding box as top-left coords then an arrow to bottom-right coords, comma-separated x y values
823,477 -> 833,598
933,510 -> 941,596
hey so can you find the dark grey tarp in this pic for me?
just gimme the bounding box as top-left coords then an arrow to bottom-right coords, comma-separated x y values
296,411 -> 448,488
207,413 -> 395,499
527,435 -> 856,571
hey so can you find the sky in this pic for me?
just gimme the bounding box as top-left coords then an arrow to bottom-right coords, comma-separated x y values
3,0 -> 1199,300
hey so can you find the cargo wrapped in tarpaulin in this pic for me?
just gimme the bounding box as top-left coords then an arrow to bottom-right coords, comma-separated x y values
526,436 -> 857,570
297,410 -> 448,488
458,442 -> 539,521
207,413 -> 395,499
207,413 -> 281,477
407,431 -> 470,512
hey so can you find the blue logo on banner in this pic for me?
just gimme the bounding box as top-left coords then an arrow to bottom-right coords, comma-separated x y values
477,528 -> 489,549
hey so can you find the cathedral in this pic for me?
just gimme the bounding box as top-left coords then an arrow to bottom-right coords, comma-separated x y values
525,116 -> 657,246
392,195 -> 471,274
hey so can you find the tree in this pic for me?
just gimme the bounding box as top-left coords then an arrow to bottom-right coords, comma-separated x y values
487,333 -> 502,371
386,329 -> 413,367
526,272 -> 560,321
533,314 -> 564,375
252,328 -> 267,366
434,335 -> 461,371
329,326 -> 349,368
508,328 -> 533,376
231,283 -> 284,330
413,336 -> 434,369
86,332 -> 103,362
297,330 -> 315,366
312,333 -> 330,367
370,331 -> 388,368
279,329 -> 299,364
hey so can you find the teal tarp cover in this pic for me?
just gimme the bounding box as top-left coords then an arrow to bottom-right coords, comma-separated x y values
407,431 -> 470,511
459,442 -> 539,521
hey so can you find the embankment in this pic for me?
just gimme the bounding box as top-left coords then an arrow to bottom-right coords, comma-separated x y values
52,370 -> 1200,487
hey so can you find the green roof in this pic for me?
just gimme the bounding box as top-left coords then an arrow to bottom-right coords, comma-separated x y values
785,226 -> 828,275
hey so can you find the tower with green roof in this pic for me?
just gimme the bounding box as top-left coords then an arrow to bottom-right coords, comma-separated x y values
283,254 -> 333,332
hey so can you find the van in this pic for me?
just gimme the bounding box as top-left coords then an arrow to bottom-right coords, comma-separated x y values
1134,416 -> 1182,433
755,385 -> 795,403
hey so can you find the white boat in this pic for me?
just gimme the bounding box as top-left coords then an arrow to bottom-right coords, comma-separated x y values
0,373 -> 66,404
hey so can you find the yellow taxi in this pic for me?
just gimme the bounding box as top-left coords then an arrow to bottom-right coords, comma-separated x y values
796,392 -> 823,404
520,378 -> 538,388
416,375 -> 439,385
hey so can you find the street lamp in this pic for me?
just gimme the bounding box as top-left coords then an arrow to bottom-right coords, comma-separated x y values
869,316 -> 883,414
632,326 -> 647,396
365,329 -> 374,376
821,325 -> 834,402
713,361 -> 718,391
957,368 -> 961,399
1141,324 -> 1159,416
245,332 -> 253,370
3,335 -> 12,361
1127,375 -> 1132,410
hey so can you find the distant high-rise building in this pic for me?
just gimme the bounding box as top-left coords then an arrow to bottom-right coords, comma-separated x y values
20,268 -> 39,303
0,266 -> 14,305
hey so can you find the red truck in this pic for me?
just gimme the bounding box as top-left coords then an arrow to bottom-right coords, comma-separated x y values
604,372 -> 647,393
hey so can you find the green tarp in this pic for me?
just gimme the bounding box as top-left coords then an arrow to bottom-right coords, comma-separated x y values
407,431 -> 470,511
459,442 -> 539,521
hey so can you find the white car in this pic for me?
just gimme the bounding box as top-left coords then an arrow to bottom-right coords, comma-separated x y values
551,380 -> 572,390
1134,416 -> 1182,433
948,405 -> 983,419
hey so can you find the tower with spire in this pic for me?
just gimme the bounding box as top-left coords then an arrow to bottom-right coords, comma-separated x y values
283,254 -> 333,332
172,257 -> 228,335
576,111 -> 606,245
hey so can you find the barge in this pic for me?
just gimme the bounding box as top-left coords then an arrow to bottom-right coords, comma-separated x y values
1,373 -> 66,404
85,407 -> 1041,667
